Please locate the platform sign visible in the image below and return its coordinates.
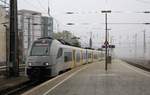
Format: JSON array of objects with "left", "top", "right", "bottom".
[
  {"left": 109, "top": 45, "right": 115, "bottom": 48},
  {"left": 102, "top": 45, "right": 115, "bottom": 48},
  {"left": 104, "top": 41, "right": 109, "bottom": 45}
]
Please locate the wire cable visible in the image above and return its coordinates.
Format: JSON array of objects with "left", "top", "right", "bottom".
[
  {"left": 23, "top": 0, "right": 47, "bottom": 13},
  {"left": 36, "top": 0, "right": 47, "bottom": 12}
]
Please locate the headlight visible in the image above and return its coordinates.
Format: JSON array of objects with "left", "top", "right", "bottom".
[
  {"left": 28, "top": 62, "right": 32, "bottom": 66},
  {"left": 44, "top": 62, "right": 49, "bottom": 66}
]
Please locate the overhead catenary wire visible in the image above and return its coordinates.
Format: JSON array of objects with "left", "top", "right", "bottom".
[
  {"left": 66, "top": 22, "right": 150, "bottom": 25},
  {"left": 23, "top": 0, "right": 47, "bottom": 13},
  {"left": 65, "top": 10, "right": 150, "bottom": 15},
  {"left": 36, "top": 0, "right": 47, "bottom": 12}
]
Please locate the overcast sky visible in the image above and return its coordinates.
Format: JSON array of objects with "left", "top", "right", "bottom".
[{"left": 16, "top": 0, "right": 150, "bottom": 48}]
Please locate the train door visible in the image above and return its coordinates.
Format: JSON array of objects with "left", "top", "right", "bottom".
[
  {"left": 71, "top": 49, "right": 76, "bottom": 68},
  {"left": 92, "top": 52, "right": 94, "bottom": 62},
  {"left": 56, "top": 48, "right": 64, "bottom": 73},
  {"left": 86, "top": 49, "right": 88, "bottom": 63},
  {"left": 80, "top": 50, "right": 83, "bottom": 65}
]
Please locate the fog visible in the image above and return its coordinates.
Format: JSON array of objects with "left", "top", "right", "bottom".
[{"left": 17, "top": 0, "right": 150, "bottom": 62}]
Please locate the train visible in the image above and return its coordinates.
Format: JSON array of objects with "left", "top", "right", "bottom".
[{"left": 25, "top": 37, "right": 104, "bottom": 80}]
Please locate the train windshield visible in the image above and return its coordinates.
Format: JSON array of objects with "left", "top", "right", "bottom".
[{"left": 30, "top": 41, "right": 50, "bottom": 56}]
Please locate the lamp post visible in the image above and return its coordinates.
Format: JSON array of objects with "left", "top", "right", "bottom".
[
  {"left": 107, "top": 28, "right": 111, "bottom": 60},
  {"left": 101, "top": 10, "right": 111, "bottom": 71}
]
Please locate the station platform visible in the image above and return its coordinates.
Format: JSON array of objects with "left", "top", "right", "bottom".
[{"left": 23, "top": 59, "right": 150, "bottom": 95}]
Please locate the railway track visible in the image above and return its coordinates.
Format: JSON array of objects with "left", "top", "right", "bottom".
[
  {"left": 0, "top": 64, "right": 49, "bottom": 95},
  {"left": 0, "top": 79, "right": 48, "bottom": 95},
  {"left": 123, "top": 59, "right": 150, "bottom": 72},
  {"left": 1, "top": 64, "right": 87, "bottom": 95}
]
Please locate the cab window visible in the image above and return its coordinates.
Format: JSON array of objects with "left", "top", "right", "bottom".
[{"left": 57, "top": 48, "right": 63, "bottom": 58}]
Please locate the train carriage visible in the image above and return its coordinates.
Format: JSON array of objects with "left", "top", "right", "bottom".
[{"left": 26, "top": 37, "right": 103, "bottom": 80}]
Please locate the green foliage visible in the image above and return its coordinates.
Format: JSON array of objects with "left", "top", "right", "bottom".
[{"left": 53, "top": 30, "right": 81, "bottom": 47}]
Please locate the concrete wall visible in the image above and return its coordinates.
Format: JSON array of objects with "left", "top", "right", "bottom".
[{"left": 0, "top": 6, "right": 6, "bottom": 64}]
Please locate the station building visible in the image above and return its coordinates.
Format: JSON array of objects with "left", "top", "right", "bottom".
[
  {"left": 0, "top": 5, "right": 7, "bottom": 65},
  {"left": 0, "top": 9, "right": 53, "bottom": 64},
  {"left": 18, "top": 9, "right": 53, "bottom": 57}
]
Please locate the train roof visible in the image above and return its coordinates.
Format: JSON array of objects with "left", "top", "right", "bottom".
[
  {"left": 37, "top": 37, "right": 102, "bottom": 51},
  {"left": 38, "top": 37, "right": 54, "bottom": 40},
  {"left": 57, "top": 39, "right": 72, "bottom": 46},
  {"left": 38, "top": 37, "right": 75, "bottom": 46}
]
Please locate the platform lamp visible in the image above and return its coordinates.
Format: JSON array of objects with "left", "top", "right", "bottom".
[{"left": 101, "top": 10, "right": 111, "bottom": 71}]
